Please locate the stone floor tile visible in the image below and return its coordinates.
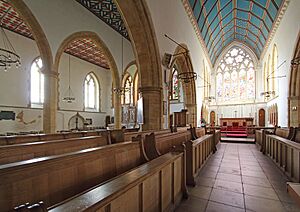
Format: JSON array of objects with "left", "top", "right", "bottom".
[
  {"left": 206, "top": 201, "right": 244, "bottom": 212},
  {"left": 282, "top": 202, "right": 300, "bottom": 212},
  {"left": 189, "top": 185, "right": 212, "bottom": 200},
  {"left": 210, "top": 188, "right": 244, "bottom": 208},
  {"left": 175, "top": 196, "right": 208, "bottom": 212},
  {"left": 200, "top": 170, "right": 218, "bottom": 178},
  {"left": 216, "top": 173, "right": 242, "bottom": 183},
  {"left": 213, "top": 179, "right": 243, "bottom": 193},
  {"left": 196, "top": 177, "right": 216, "bottom": 188},
  {"left": 242, "top": 175, "right": 272, "bottom": 188},
  {"left": 243, "top": 184, "right": 279, "bottom": 200},
  {"left": 218, "top": 166, "right": 241, "bottom": 175},
  {"left": 245, "top": 195, "right": 286, "bottom": 212},
  {"left": 241, "top": 170, "right": 268, "bottom": 179}
]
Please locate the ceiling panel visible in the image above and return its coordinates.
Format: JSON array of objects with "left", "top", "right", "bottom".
[
  {"left": 0, "top": 0, "right": 110, "bottom": 69},
  {"left": 187, "top": 0, "right": 285, "bottom": 65}
]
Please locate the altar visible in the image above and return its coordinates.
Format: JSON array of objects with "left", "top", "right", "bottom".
[{"left": 220, "top": 117, "right": 254, "bottom": 127}]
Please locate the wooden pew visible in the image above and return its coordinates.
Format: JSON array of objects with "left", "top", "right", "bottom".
[
  {"left": 265, "top": 131, "right": 300, "bottom": 182},
  {"left": 48, "top": 151, "right": 187, "bottom": 212},
  {"left": 0, "top": 130, "right": 109, "bottom": 146},
  {"left": 123, "top": 129, "right": 171, "bottom": 142},
  {"left": 0, "top": 142, "right": 148, "bottom": 211},
  {"left": 186, "top": 133, "right": 216, "bottom": 186},
  {"left": 0, "top": 135, "right": 111, "bottom": 165}
]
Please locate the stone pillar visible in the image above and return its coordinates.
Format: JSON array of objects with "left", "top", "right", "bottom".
[
  {"left": 140, "top": 86, "right": 162, "bottom": 130},
  {"left": 185, "top": 103, "right": 197, "bottom": 127},
  {"left": 43, "top": 71, "right": 58, "bottom": 133},
  {"left": 114, "top": 93, "right": 121, "bottom": 129},
  {"left": 289, "top": 96, "right": 300, "bottom": 127}
]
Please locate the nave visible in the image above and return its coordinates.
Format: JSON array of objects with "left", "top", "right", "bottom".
[{"left": 176, "top": 143, "right": 300, "bottom": 212}]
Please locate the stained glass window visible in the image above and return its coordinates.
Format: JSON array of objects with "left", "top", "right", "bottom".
[
  {"left": 84, "top": 73, "right": 99, "bottom": 110},
  {"left": 170, "top": 67, "right": 180, "bottom": 100},
  {"left": 216, "top": 47, "right": 255, "bottom": 102},
  {"left": 31, "top": 57, "right": 44, "bottom": 106}
]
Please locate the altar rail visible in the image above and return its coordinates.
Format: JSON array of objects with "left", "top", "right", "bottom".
[
  {"left": 265, "top": 134, "right": 300, "bottom": 182},
  {"left": 48, "top": 152, "right": 186, "bottom": 212}
]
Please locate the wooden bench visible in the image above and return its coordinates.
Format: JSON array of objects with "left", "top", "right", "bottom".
[
  {"left": 123, "top": 129, "right": 171, "bottom": 142},
  {"left": 48, "top": 151, "right": 187, "bottom": 212},
  {"left": 0, "top": 142, "right": 148, "bottom": 211},
  {"left": 186, "top": 133, "right": 216, "bottom": 186},
  {"left": 287, "top": 182, "right": 300, "bottom": 207},
  {"left": 0, "top": 130, "right": 109, "bottom": 146},
  {"left": 0, "top": 135, "right": 111, "bottom": 165},
  {"left": 265, "top": 133, "right": 300, "bottom": 182}
]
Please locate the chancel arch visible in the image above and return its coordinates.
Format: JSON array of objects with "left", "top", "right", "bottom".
[{"left": 54, "top": 31, "right": 121, "bottom": 129}]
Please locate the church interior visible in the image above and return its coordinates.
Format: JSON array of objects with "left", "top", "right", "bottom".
[{"left": 0, "top": 0, "right": 300, "bottom": 211}]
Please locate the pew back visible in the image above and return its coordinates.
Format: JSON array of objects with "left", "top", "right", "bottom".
[
  {"left": 48, "top": 152, "right": 186, "bottom": 212},
  {"left": 0, "top": 142, "right": 145, "bottom": 211},
  {"left": 0, "top": 135, "right": 110, "bottom": 164}
]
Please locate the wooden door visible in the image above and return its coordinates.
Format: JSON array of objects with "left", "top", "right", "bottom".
[
  {"left": 259, "top": 108, "right": 265, "bottom": 127},
  {"left": 210, "top": 111, "right": 216, "bottom": 125}
]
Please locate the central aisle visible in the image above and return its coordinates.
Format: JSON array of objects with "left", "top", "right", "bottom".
[{"left": 176, "top": 143, "right": 300, "bottom": 212}]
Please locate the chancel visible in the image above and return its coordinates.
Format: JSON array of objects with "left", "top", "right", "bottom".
[{"left": 0, "top": 0, "right": 300, "bottom": 211}]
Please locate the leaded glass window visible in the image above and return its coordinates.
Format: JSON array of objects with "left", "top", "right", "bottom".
[
  {"left": 31, "top": 57, "right": 44, "bottom": 106},
  {"left": 216, "top": 47, "right": 255, "bottom": 101},
  {"left": 124, "top": 76, "right": 133, "bottom": 105},
  {"left": 84, "top": 73, "right": 99, "bottom": 111},
  {"left": 170, "top": 67, "right": 180, "bottom": 100}
]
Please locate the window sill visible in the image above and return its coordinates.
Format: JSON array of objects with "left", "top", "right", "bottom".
[{"left": 30, "top": 103, "right": 43, "bottom": 109}]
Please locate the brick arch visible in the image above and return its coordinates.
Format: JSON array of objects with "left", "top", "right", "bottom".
[
  {"left": 114, "top": 0, "right": 162, "bottom": 130},
  {"left": 54, "top": 31, "right": 121, "bottom": 129},
  {"left": 8, "top": 0, "right": 55, "bottom": 133},
  {"left": 169, "top": 44, "right": 197, "bottom": 126},
  {"left": 288, "top": 32, "right": 300, "bottom": 127}
]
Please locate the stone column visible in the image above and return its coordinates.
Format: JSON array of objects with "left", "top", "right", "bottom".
[
  {"left": 140, "top": 86, "right": 162, "bottom": 130},
  {"left": 289, "top": 96, "right": 300, "bottom": 127},
  {"left": 43, "top": 70, "right": 58, "bottom": 133},
  {"left": 114, "top": 92, "right": 121, "bottom": 129},
  {"left": 185, "top": 103, "right": 197, "bottom": 127}
]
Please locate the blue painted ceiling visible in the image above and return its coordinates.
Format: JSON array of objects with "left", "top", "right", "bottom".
[{"left": 188, "top": 0, "right": 284, "bottom": 65}]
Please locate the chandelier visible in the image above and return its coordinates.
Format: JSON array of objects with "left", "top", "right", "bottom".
[
  {"left": 0, "top": 27, "right": 21, "bottom": 71},
  {"left": 165, "top": 34, "right": 197, "bottom": 83},
  {"left": 62, "top": 55, "right": 75, "bottom": 103},
  {"left": 113, "top": 87, "right": 129, "bottom": 95}
]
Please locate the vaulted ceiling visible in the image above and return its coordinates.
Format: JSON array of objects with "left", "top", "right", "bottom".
[
  {"left": 187, "top": 0, "right": 285, "bottom": 65},
  {"left": 0, "top": 0, "right": 110, "bottom": 69}
]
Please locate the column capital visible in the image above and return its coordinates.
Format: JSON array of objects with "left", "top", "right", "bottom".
[
  {"left": 42, "top": 70, "right": 59, "bottom": 79},
  {"left": 139, "top": 86, "right": 162, "bottom": 93}
]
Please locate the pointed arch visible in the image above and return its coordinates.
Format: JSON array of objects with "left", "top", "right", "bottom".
[
  {"left": 54, "top": 31, "right": 121, "bottom": 129},
  {"left": 272, "top": 44, "right": 278, "bottom": 94},
  {"left": 169, "top": 44, "right": 197, "bottom": 126}
]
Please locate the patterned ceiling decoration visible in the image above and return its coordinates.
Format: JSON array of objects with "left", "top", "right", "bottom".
[
  {"left": 0, "top": 0, "right": 110, "bottom": 69},
  {"left": 186, "top": 0, "right": 285, "bottom": 65},
  {"left": 75, "top": 0, "right": 129, "bottom": 39},
  {"left": 65, "top": 39, "right": 109, "bottom": 69},
  {"left": 0, "top": 1, "right": 33, "bottom": 39}
]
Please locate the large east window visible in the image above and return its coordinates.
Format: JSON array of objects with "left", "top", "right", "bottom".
[
  {"left": 216, "top": 47, "right": 255, "bottom": 102},
  {"left": 84, "top": 73, "right": 99, "bottom": 111},
  {"left": 31, "top": 57, "right": 44, "bottom": 106}
]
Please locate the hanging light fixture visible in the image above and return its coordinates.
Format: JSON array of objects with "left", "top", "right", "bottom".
[
  {"left": 63, "top": 55, "right": 75, "bottom": 103},
  {"left": 0, "top": 26, "right": 21, "bottom": 72},
  {"left": 113, "top": 36, "right": 129, "bottom": 95},
  {"left": 164, "top": 34, "right": 197, "bottom": 83}
]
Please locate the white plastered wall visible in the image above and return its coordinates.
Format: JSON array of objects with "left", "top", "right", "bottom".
[
  {"left": 260, "top": 0, "right": 300, "bottom": 127},
  {"left": 146, "top": 0, "right": 211, "bottom": 128}
]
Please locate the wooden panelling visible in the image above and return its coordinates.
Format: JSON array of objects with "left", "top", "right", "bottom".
[
  {"left": 0, "top": 135, "right": 110, "bottom": 164},
  {"left": 49, "top": 152, "right": 186, "bottom": 212},
  {"left": 0, "top": 142, "right": 145, "bottom": 211}
]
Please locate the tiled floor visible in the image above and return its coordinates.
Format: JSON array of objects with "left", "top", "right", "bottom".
[{"left": 176, "top": 143, "right": 300, "bottom": 212}]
